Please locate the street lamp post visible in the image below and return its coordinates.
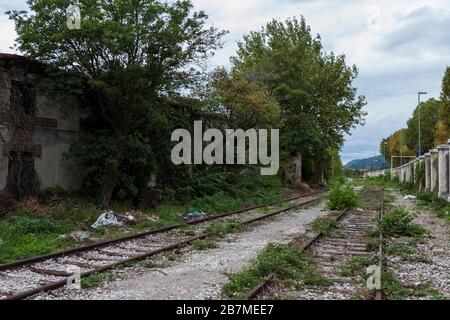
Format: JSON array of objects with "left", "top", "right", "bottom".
[
  {"left": 400, "top": 129, "right": 403, "bottom": 167},
  {"left": 418, "top": 91, "right": 428, "bottom": 156}
]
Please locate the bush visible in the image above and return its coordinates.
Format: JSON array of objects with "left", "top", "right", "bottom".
[
  {"left": 329, "top": 176, "right": 347, "bottom": 187},
  {"left": 416, "top": 191, "right": 437, "bottom": 203},
  {"left": 379, "top": 207, "right": 427, "bottom": 237},
  {"left": 311, "top": 217, "right": 339, "bottom": 236},
  {"left": 327, "top": 186, "right": 360, "bottom": 210}
]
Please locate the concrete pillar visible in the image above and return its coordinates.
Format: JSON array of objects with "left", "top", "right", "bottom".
[
  {"left": 438, "top": 144, "right": 449, "bottom": 199},
  {"left": 419, "top": 155, "right": 425, "bottom": 190},
  {"left": 407, "top": 161, "right": 413, "bottom": 183},
  {"left": 425, "top": 152, "right": 431, "bottom": 190},
  {"left": 448, "top": 140, "right": 450, "bottom": 202},
  {"left": 430, "top": 149, "right": 438, "bottom": 192}
]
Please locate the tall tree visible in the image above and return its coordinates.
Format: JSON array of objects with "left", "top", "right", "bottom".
[
  {"left": 8, "top": 0, "right": 226, "bottom": 206},
  {"left": 381, "top": 129, "right": 413, "bottom": 168},
  {"left": 406, "top": 98, "right": 441, "bottom": 156},
  {"left": 440, "top": 66, "right": 450, "bottom": 132},
  {"left": 202, "top": 68, "right": 281, "bottom": 130},
  {"left": 230, "top": 17, "right": 366, "bottom": 182}
]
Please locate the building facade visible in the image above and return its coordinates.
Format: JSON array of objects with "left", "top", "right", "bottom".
[{"left": 0, "top": 53, "right": 80, "bottom": 193}]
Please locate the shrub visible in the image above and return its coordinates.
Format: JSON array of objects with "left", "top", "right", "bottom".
[
  {"left": 379, "top": 207, "right": 427, "bottom": 237},
  {"left": 311, "top": 217, "right": 339, "bottom": 236},
  {"left": 327, "top": 186, "right": 360, "bottom": 210},
  {"left": 329, "top": 176, "right": 347, "bottom": 187}
]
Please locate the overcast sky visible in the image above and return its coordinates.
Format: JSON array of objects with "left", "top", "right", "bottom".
[{"left": 1, "top": 0, "right": 449, "bottom": 164}]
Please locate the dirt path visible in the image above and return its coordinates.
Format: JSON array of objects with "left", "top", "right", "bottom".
[{"left": 34, "top": 201, "right": 329, "bottom": 300}]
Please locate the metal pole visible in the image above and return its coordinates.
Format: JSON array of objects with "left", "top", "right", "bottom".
[
  {"left": 418, "top": 92, "right": 428, "bottom": 156},
  {"left": 400, "top": 130, "right": 403, "bottom": 167},
  {"left": 418, "top": 93, "right": 421, "bottom": 157}
]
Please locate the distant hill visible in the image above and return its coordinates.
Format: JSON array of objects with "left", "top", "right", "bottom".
[{"left": 344, "top": 155, "right": 388, "bottom": 170}]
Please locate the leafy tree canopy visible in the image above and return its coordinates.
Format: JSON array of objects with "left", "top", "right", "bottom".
[
  {"left": 406, "top": 98, "right": 441, "bottom": 155},
  {"left": 230, "top": 17, "right": 367, "bottom": 156},
  {"left": 8, "top": 0, "right": 226, "bottom": 205}
]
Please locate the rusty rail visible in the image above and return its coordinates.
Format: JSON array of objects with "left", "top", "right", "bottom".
[
  {"left": 0, "top": 190, "right": 324, "bottom": 272},
  {"left": 2, "top": 192, "right": 326, "bottom": 300},
  {"left": 245, "top": 208, "right": 351, "bottom": 300},
  {"left": 375, "top": 189, "right": 385, "bottom": 300}
]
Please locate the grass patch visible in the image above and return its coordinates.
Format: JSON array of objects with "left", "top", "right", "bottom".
[
  {"left": 416, "top": 191, "right": 450, "bottom": 224},
  {"left": 339, "top": 256, "right": 374, "bottom": 277},
  {"left": 385, "top": 243, "right": 431, "bottom": 263},
  {"left": 81, "top": 272, "right": 118, "bottom": 289},
  {"left": 382, "top": 272, "right": 445, "bottom": 300},
  {"left": 310, "top": 217, "right": 340, "bottom": 236},
  {"left": 382, "top": 271, "right": 414, "bottom": 300},
  {"left": 0, "top": 215, "right": 75, "bottom": 263},
  {"left": 204, "top": 220, "right": 241, "bottom": 237},
  {"left": 222, "top": 243, "right": 330, "bottom": 299},
  {"left": 192, "top": 240, "right": 218, "bottom": 251}
]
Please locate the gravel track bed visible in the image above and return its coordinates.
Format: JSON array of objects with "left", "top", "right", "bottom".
[
  {"left": 266, "top": 209, "right": 377, "bottom": 300},
  {"left": 385, "top": 192, "right": 449, "bottom": 299},
  {"left": 31, "top": 200, "right": 328, "bottom": 300}
]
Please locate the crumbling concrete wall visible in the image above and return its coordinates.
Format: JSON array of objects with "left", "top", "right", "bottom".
[{"left": 0, "top": 54, "right": 81, "bottom": 193}]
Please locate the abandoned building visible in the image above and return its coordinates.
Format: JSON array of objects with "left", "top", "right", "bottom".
[{"left": 0, "top": 53, "right": 80, "bottom": 195}]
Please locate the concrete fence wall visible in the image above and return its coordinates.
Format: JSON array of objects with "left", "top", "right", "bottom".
[{"left": 365, "top": 139, "right": 450, "bottom": 201}]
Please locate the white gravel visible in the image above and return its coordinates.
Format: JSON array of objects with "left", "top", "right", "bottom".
[
  {"left": 386, "top": 192, "right": 450, "bottom": 299},
  {"left": 33, "top": 201, "right": 328, "bottom": 300}
]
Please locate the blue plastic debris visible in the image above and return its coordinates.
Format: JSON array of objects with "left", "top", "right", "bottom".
[{"left": 184, "top": 211, "right": 205, "bottom": 218}]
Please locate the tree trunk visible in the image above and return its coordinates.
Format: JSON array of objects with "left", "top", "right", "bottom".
[
  {"left": 101, "top": 184, "right": 114, "bottom": 209},
  {"left": 294, "top": 152, "right": 302, "bottom": 186}
]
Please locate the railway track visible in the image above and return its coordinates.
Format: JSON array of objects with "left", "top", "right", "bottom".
[
  {"left": 0, "top": 191, "right": 326, "bottom": 300},
  {"left": 245, "top": 187, "right": 386, "bottom": 300}
]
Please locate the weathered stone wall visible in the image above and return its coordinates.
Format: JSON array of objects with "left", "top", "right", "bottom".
[
  {"left": 0, "top": 54, "right": 81, "bottom": 193},
  {"left": 366, "top": 139, "right": 450, "bottom": 201}
]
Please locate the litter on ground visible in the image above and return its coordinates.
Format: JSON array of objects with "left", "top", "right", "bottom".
[
  {"left": 183, "top": 211, "right": 206, "bottom": 219},
  {"left": 91, "top": 211, "right": 123, "bottom": 229}
]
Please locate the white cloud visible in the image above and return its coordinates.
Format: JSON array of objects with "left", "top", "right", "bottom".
[{"left": 2, "top": 0, "right": 449, "bottom": 163}]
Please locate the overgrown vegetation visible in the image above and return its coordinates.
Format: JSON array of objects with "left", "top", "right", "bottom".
[
  {"left": 204, "top": 220, "right": 241, "bottom": 238},
  {"left": 192, "top": 240, "right": 218, "bottom": 251},
  {"left": 0, "top": 214, "right": 74, "bottom": 263},
  {"left": 327, "top": 185, "right": 360, "bottom": 210},
  {"left": 82, "top": 272, "right": 119, "bottom": 289},
  {"left": 222, "top": 243, "right": 330, "bottom": 299},
  {"left": 378, "top": 206, "right": 427, "bottom": 238},
  {"left": 310, "top": 217, "right": 340, "bottom": 236},
  {"left": 385, "top": 243, "right": 431, "bottom": 263},
  {"left": 416, "top": 191, "right": 450, "bottom": 223},
  {"left": 0, "top": 176, "right": 279, "bottom": 263},
  {"left": 339, "top": 256, "right": 374, "bottom": 278},
  {"left": 381, "top": 271, "right": 445, "bottom": 300}
]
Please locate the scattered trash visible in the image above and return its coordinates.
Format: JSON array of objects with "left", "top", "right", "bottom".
[
  {"left": 119, "top": 210, "right": 160, "bottom": 226},
  {"left": 57, "top": 231, "right": 98, "bottom": 242},
  {"left": 356, "top": 208, "right": 364, "bottom": 212},
  {"left": 91, "top": 211, "right": 123, "bottom": 229},
  {"left": 70, "top": 231, "right": 90, "bottom": 241},
  {"left": 404, "top": 195, "right": 417, "bottom": 200},
  {"left": 183, "top": 211, "right": 206, "bottom": 219}
]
